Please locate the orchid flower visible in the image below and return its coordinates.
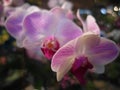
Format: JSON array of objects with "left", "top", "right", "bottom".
[
  {"left": 23, "top": 7, "right": 82, "bottom": 60},
  {"left": 5, "top": 5, "right": 46, "bottom": 61},
  {"left": 51, "top": 11, "right": 119, "bottom": 84},
  {"left": 5, "top": 6, "right": 47, "bottom": 62}
]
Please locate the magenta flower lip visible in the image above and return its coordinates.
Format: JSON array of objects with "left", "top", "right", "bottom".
[
  {"left": 71, "top": 56, "right": 93, "bottom": 85},
  {"left": 41, "top": 36, "right": 60, "bottom": 59}
]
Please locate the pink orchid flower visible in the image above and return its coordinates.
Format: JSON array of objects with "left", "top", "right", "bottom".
[
  {"left": 23, "top": 7, "right": 82, "bottom": 60},
  {"left": 51, "top": 11, "right": 119, "bottom": 85},
  {"left": 5, "top": 5, "right": 45, "bottom": 60}
]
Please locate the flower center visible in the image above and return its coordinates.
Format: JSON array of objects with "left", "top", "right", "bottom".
[
  {"left": 71, "top": 56, "right": 93, "bottom": 85},
  {"left": 41, "top": 36, "right": 60, "bottom": 59}
]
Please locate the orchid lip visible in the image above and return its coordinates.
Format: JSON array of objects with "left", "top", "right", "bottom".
[
  {"left": 71, "top": 56, "right": 93, "bottom": 84},
  {"left": 41, "top": 36, "right": 60, "bottom": 59}
]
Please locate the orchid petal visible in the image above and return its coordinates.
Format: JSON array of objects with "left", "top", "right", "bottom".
[
  {"left": 23, "top": 11, "right": 57, "bottom": 40},
  {"left": 51, "top": 39, "right": 76, "bottom": 81},
  {"left": 76, "top": 10, "right": 86, "bottom": 31},
  {"left": 86, "top": 15, "right": 100, "bottom": 35},
  {"left": 75, "top": 33, "right": 100, "bottom": 56},
  {"left": 5, "top": 5, "right": 40, "bottom": 39},
  {"left": 61, "top": 1, "right": 73, "bottom": 10},
  {"left": 65, "top": 10, "right": 74, "bottom": 20},
  {"left": 56, "top": 57, "right": 74, "bottom": 81},
  {"left": 51, "top": 7, "right": 74, "bottom": 20},
  {"left": 22, "top": 37, "right": 40, "bottom": 49},
  {"left": 50, "top": 7, "right": 66, "bottom": 17},
  {"left": 26, "top": 48, "right": 45, "bottom": 61},
  {"left": 5, "top": 11, "right": 24, "bottom": 39},
  {"left": 48, "top": 0, "right": 58, "bottom": 8},
  {"left": 25, "top": 5, "right": 40, "bottom": 15},
  {"left": 87, "top": 38, "right": 119, "bottom": 65},
  {"left": 55, "top": 19, "right": 83, "bottom": 46}
]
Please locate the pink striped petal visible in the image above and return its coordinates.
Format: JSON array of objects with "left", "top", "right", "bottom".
[
  {"left": 50, "top": 7, "right": 66, "bottom": 17},
  {"left": 51, "top": 39, "right": 77, "bottom": 81},
  {"left": 65, "top": 10, "right": 74, "bottom": 20},
  {"left": 76, "top": 10, "right": 86, "bottom": 31},
  {"left": 23, "top": 11, "right": 57, "bottom": 40},
  {"left": 75, "top": 33, "right": 100, "bottom": 56},
  {"left": 5, "top": 6, "right": 40, "bottom": 39},
  {"left": 5, "top": 11, "right": 24, "bottom": 39},
  {"left": 87, "top": 38, "right": 119, "bottom": 65},
  {"left": 55, "top": 19, "right": 83, "bottom": 46},
  {"left": 86, "top": 15, "right": 100, "bottom": 35},
  {"left": 51, "top": 7, "right": 74, "bottom": 20}
]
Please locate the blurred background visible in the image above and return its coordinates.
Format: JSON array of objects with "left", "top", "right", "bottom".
[{"left": 0, "top": 0, "right": 120, "bottom": 90}]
